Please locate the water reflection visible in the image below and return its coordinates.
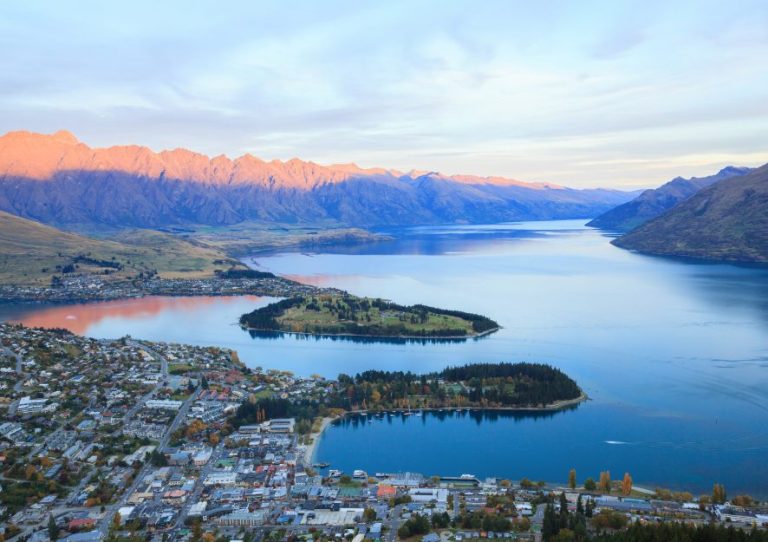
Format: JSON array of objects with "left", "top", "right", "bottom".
[
  {"left": 333, "top": 406, "right": 580, "bottom": 430},
  {"left": 1, "top": 295, "right": 266, "bottom": 336},
  {"left": 246, "top": 329, "right": 491, "bottom": 345}
]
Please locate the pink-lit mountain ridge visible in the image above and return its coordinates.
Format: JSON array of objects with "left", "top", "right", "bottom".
[{"left": 0, "top": 130, "right": 636, "bottom": 228}]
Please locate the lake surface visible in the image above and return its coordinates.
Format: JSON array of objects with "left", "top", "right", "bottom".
[{"left": 2, "top": 220, "right": 768, "bottom": 495}]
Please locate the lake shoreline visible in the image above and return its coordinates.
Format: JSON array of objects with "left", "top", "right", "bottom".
[
  {"left": 240, "top": 324, "right": 501, "bottom": 341},
  {"left": 309, "top": 392, "right": 589, "bottom": 465}
]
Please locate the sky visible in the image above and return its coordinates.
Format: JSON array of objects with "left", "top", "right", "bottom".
[{"left": 1, "top": 0, "right": 767, "bottom": 189}]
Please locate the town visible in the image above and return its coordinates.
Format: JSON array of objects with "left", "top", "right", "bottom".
[
  {"left": 0, "top": 273, "right": 326, "bottom": 304},
  {"left": 1, "top": 324, "right": 766, "bottom": 542}
]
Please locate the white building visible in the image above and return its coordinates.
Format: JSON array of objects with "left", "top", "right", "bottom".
[{"left": 145, "top": 399, "right": 183, "bottom": 411}]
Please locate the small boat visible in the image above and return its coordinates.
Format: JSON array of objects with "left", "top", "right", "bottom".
[{"left": 312, "top": 462, "right": 330, "bottom": 468}]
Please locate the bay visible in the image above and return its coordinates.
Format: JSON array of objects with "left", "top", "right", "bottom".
[{"left": 2, "top": 220, "right": 767, "bottom": 495}]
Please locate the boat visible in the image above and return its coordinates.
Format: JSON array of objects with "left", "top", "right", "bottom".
[
  {"left": 328, "top": 469, "right": 343, "bottom": 478},
  {"left": 312, "top": 462, "right": 330, "bottom": 468}
]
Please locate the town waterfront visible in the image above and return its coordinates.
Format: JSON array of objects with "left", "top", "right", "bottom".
[{"left": 2, "top": 220, "right": 767, "bottom": 495}]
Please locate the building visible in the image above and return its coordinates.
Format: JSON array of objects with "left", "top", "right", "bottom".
[
  {"left": 144, "top": 399, "right": 183, "bottom": 411},
  {"left": 268, "top": 418, "right": 296, "bottom": 433},
  {"left": 215, "top": 508, "right": 268, "bottom": 527},
  {"left": 204, "top": 472, "right": 238, "bottom": 486}
]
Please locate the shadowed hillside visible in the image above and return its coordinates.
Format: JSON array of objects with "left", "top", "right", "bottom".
[
  {"left": 588, "top": 166, "right": 751, "bottom": 232},
  {"left": 613, "top": 163, "right": 768, "bottom": 263}
]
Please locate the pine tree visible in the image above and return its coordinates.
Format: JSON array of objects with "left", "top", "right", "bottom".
[
  {"left": 568, "top": 468, "right": 576, "bottom": 489},
  {"left": 48, "top": 514, "right": 60, "bottom": 540},
  {"left": 559, "top": 492, "right": 569, "bottom": 530},
  {"left": 542, "top": 502, "right": 558, "bottom": 542}
]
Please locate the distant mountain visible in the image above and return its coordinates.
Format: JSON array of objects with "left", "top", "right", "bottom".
[
  {"left": 0, "top": 131, "right": 635, "bottom": 229},
  {"left": 613, "top": 163, "right": 768, "bottom": 263},
  {"left": 587, "top": 166, "right": 751, "bottom": 232},
  {"left": 0, "top": 210, "right": 241, "bottom": 286}
]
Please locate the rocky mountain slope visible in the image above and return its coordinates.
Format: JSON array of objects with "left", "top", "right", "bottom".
[
  {"left": 587, "top": 166, "right": 751, "bottom": 232},
  {"left": 0, "top": 130, "right": 635, "bottom": 229},
  {"left": 613, "top": 163, "right": 768, "bottom": 263}
]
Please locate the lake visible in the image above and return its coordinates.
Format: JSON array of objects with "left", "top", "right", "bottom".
[{"left": 2, "top": 220, "right": 767, "bottom": 495}]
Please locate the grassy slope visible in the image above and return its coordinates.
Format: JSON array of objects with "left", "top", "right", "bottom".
[
  {"left": 613, "top": 164, "right": 768, "bottom": 263},
  {"left": 277, "top": 296, "right": 475, "bottom": 335},
  {"left": 178, "top": 221, "right": 389, "bottom": 256},
  {"left": 0, "top": 211, "right": 243, "bottom": 286}
]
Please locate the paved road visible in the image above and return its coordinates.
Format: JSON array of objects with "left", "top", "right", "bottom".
[{"left": 97, "top": 341, "right": 195, "bottom": 538}]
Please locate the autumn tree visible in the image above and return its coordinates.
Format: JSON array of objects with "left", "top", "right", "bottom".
[
  {"left": 599, "top": 471, "right": 611, "bottom": 493},
  {"left": 731, "top": 495, "right": 753, "bottom": 507},
  {"left": 621, "top": 472, "right": 632, "bottom": 495},
  {"left": 712, "top": 483, "right": 727, "bottom": 504},
  {"left": 568, "top": 468, "right": 576, "bottom": 490}
]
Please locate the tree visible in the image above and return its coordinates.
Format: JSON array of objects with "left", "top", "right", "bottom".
[
  {"left": 559, "top": 492, "right": 569, "bottom": 530},
  {"left": 712, "top": 483, "right": 727, "bottom": 504},
  {"left": 585, "top": 498, "right": 594, "bottom": 518},
  {"left": 568, "top": 468, "right": 576, "bottom": 490},
  {"left": 621, "top": 472, "right": 632, "bottom": 496},
  {"left": 542, "top": 503, "right": 558, "bottom": 542},
  {"left": 599, "top": 471, "right": 611, "bottom": 493},
  {"left": 112, "top": 512, "right": 122, "bottom": 531},
  {"left": 48, "top": 515, "right": 60, "bottom": 540},
  {"left": 363, "top": 508, "right": 377, "bottom": 523},
  {"left": 520, "top": 477, "right": 534, "bottom": 490},
  {"left": 731, "top": 494, "right": 753, "bottom": 507},
  {"left": 584, "top": 478, "right": 596, "bottom": 491}
]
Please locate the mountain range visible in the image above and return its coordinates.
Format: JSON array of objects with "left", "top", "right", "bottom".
[
  {"left": 587, "top": 166, "right": 752, "bottom": 232},
  {"left": 0, "top": 130, "right": 635, "bottom": 229},
  {"left": 613, "top": 164, "right": 768, "bottom": 263}
]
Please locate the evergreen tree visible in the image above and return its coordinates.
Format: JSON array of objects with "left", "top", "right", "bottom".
[
  {"left": 542, "top": 503, "right": 558, "bottom": 542},
  {"left": 568, "top": 468, "right": 577, "bottom": 489},
  {"left": 559, "top": 492, "right": 569, "bottom": 530},
  {"left": 48, "top": 514, "right": 59, "bottom": 540}
]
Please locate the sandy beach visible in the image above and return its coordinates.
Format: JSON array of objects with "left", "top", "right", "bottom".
[{"left": 303, "top": 416, "right": 334, "bottom": 465}]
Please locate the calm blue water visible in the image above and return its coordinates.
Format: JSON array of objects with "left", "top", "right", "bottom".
[{"left": 2, "top": 220, "right": 767, "bottom": 495}]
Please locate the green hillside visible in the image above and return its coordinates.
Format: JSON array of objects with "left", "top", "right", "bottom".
[{"left": 0, "top": 211, "right": 243, "bottom": 286}]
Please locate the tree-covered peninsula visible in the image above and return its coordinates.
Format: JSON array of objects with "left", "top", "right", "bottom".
[
  {"left": 232, "top": 362, "right": 585, "bottom": 430},
  {"left": 239, "top": 293, "right": 500, "bottom": 339}
]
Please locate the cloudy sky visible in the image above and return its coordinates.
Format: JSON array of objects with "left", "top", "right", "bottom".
[{"left": 2, "top": 0, "right": 767, "bottom": 188}]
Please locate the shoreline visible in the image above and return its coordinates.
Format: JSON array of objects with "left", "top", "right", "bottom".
[
  {"left": 341, "top": 392, "right": 589, "bottom": 415},
  {"left": 303, "top": 416, "right": 335, "bottom": 466},
  {"left": 302, "top": 394, "right": 588, "bottom": 467},
  {"left": 241, "top": 325, "right": 501, "bottom": 341}
]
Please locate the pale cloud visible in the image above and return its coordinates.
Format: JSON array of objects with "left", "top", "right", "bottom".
[{"left": 0, "top": 0, "right": 766, "bottom": 189}]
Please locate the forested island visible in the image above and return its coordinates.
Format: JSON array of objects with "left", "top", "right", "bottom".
[
  {"left": 232, "top": 362, "right": 585, "bottom": 431},
  {"left": 239, "top": 293, "right": 500, "bottom": 339}
]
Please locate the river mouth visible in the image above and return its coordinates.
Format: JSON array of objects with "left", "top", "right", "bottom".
[{"left": 2, "top": 220, "right": 768, "bottom": 496}]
